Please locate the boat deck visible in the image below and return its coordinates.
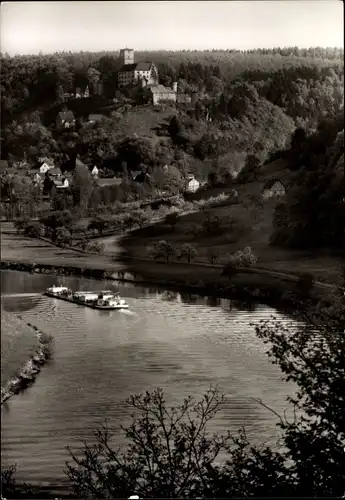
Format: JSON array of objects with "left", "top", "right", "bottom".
[{"left": 45, "top": 292, "right": 129, "bottom": 310}]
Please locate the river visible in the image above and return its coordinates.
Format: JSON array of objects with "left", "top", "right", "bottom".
[{"left": 1, "top": 269, "right": 298, "bottom": 488}]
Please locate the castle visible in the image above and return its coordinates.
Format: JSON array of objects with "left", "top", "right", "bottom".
[{"left": 117, "top": 48, "right": 159, "bottom": 88}]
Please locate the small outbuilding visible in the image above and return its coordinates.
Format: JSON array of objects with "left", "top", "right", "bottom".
[
  {"left": 185, "top": 174, "right": 200, "bottom": 193},
  {"left": 262, "top": 180, "right": 286, "bottom": 200}
]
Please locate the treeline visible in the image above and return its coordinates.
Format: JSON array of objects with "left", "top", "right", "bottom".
[
  {"left": 1, "top": 46, "right": 343, "bottom": 123},
  {"left": 271, "top": 112, "right": 344, "bottom": 251}
]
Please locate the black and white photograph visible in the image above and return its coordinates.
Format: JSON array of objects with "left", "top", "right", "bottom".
[{"left": 1, "top": 0, "right": 344, "bottom": 498}]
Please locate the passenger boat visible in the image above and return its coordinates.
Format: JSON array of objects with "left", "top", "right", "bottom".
[{"left": 45, "top": 285, "right": 129, "bottom": 310}]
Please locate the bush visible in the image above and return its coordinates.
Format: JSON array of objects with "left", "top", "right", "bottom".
[
  {"left": 23, "top": 221, "right": 44, "bottom": 239},
  {"left": 65, "top": 387, "right": 233, "bottom": 499},
  {"left": 150, "top": 240, "right": 175, "bottom": 263},
  {"left": 295, "top": 272, "right": 314, "bottom": 297},
  {"left": 88, "top": 242, "right": 105, "bottom": 254},
  {"left": 13, "top": 215, "right": 31, "bottom": 233}
]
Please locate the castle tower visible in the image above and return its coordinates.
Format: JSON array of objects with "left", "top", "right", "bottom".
[{"left": 120, "top": 48, "right": 134, "bottom": 66}]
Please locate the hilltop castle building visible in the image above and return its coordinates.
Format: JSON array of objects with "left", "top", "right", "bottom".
[{"left": 118, "top": 48, "right": 159, "bottom": 88}]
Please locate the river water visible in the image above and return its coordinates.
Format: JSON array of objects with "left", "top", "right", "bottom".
[{"left": 1, "top": 270, "right": 298, "bottom": 487}]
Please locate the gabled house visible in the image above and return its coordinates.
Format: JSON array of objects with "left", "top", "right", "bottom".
[
  {"left": 56, "top": 110, "right": 75, "bottom": 129},
  {"left": 38, "top": 157, "right": 55, "bottom": 174},
  {"left": 54, "top": 177, "right": 69, "bottom": 189},
  {"left": 91, "top": 165, "right": 99, "bottom": 177},
  {"left": 47, "top": 167, "right": 62, "bottom": 179},
  {"left": 185, "top": 174, "right": 200, "bottom": 193},
  {"left": 133, "top": 171, "right": 151, "bottom": 184},
  {"left": 262, "top": 180, "right": 286, "bottom": 200},
  {"left": 147, "top": 84, "right": 177, "bottom": 106},
  {"left": 43, "top": 173, "right": 69, "bottom": 195}
]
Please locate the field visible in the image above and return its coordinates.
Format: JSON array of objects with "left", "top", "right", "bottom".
[
  {"left": 1, "top": 223, "right": 125, "bottom": 272},
  {"left": 1, "top": 310, "right": 40, "bottom": 386},
  {"left": 120, "top": 161, "right": 344, "bottom": 286}
]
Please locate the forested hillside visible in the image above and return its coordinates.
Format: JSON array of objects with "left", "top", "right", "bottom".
[{"left": 1, "top": 47, "right": 343, "bottom": 256}]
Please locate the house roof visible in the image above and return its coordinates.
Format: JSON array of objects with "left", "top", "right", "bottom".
[
  {"left": 39, "top": 157, "right": 54, "bottom": 167},
  {"left": 57, "top": 110, "right": 75, "bottom": 121},
  {"left": 88, "top": 114, "right": 104, "bottom": 122},
  {"left": 264, "top": 179, "right": 286, "bottom": 190},
  {"left": 75, "top": 158, "right": 87, "bottom": 169},
  {"left": 119, "top": 63, "right": 137, "bottom": 72},
  {"left": 119, "top": 62, "right": 153, "bottom": 72},
  {"left": 47, "top": 167, "right": 62, "bottom": 176},
  {"left": 150, "top": 85, "right": 176, "bottom": 94},
  {"left": 135, "top": 62, "right": 152, "bottom": 71}
]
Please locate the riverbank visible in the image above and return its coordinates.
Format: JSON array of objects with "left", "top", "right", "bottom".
[
  {"left": 0, "top": 258, "right": 334, "bottom": 317},
  {"left": 1, "top": 311, "right": 54, "bottom": 404}
]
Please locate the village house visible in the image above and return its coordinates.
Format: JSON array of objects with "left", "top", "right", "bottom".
[
  {"left": 91, "top": 165, "right": 99, "bottom": 178},
  {"left": 75, "top": 85, "right": 90, "bottom": 99},
  {"left": 43, "top": 170, "right": 69, "bottom": 196},
  {"left": 262, "top": 180, "right": 286, "bottom": 200},
  {"left": 47, "top": 167, "right": 62, "bottom": 179},
  {"left": 147, "top": 84, "right": 177, "bottom": 106},
  {"left": 38, "top": 157, "right": 55, "bottom": 174},
  {"left": 186, "top": 174, "right": 200, "bottom": 193},
  {"left": 56, "top": 110, "right": 76, "bottom": 129},
  {"left": 118, "top": 48, "right": 159, "bottom": 88},
  {"left": 176, "top": 93, "right": 192, "bottom": 104}
]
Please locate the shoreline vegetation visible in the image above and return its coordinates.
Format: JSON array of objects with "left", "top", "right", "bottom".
[
  {"left": 0, "top": 256, "right": 339, "bottom": 316},
  {"left": 1, "top": 311, "right": 54, "bottom": 405}
]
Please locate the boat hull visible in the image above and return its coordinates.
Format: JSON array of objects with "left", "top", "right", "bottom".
[{"left": 45, "top": 292, "right": 129, "bottom": 310}]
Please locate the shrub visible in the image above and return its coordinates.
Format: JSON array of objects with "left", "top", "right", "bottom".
[
  {"left": 150, "top": 240, "right": 175, "bottom": 263},
  {"left": 13, "top": 215, "right": 31, "bottom": 233},
  {"left": 295, "top": 272, "right": 314, "bottom": 297},
  {"left": 207, "top": 248, "right": 219, "bottom": 266},
  {"left": 23, "top": 221, "right": 44, "bottom": 239},
  {"left": 88, "top": 242, "right": 105, "bottom": 254},
  {"left": 179, "top": 243, "right": 198, "bottom": 263}
]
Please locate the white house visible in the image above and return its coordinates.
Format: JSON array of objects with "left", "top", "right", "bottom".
[
  {"left": 39, "top": 162, "right": 54, "bottom": 174},
  {"left": 186, "top": 174, "right": 200, "bottom": 193},
  {"left": 91, "top": 165, "right": 99, "bottom": 177},
  {"left": 38, "top": 157, "right": 55, "bottom": 174},
  {"left": 262, "top": 180, "right": 286, "bottom": 200},
  {"left": 54, "top": 177, "right": 69, "bottom": 189}
]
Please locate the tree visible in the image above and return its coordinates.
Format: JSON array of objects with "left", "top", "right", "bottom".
[
  {"left": 88, "top": 241, "right": 104, "bottom": 254},
  {"left": 55, "top": 227, "right": 72, "bottom": 247},
  {"left": 236, "top": 155, "right": 261, "bottom": 183},
  {"left": 179, "top": 243, "right": 198, "bottom": 264},
  {"left": 71, "top": 163, "right": 93, "bottom": 213},
  {"left": 41, "top": 210, "right": 74, "bottom": 243},
  {"left": 13, "top": 215, "right": 31, "bottom": 233},
  {"left": 152, "top": 240, "right": 175, "bottom": 263},
  {"left": 165, "top": 212, "right": 179, "bottom": 232},
  {"left": 202, "top": 214, "right": 221, "bottom": 235},
  {"left": 207, "top": 248, "right": 219, "bottom": 266},
  {"left": 65, "top": 387, "right": 232, "bottom": 499}
]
